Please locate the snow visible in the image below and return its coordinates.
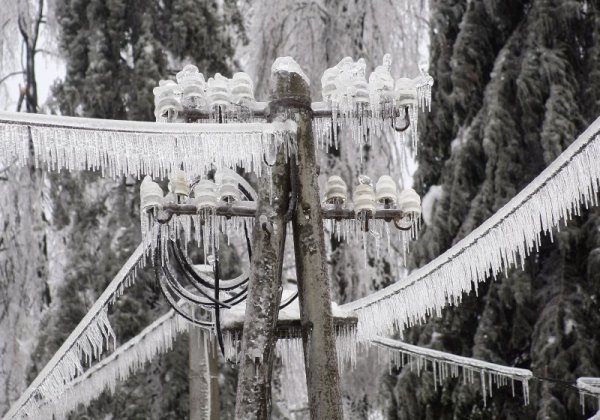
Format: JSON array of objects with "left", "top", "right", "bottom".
[
  {"left": 421, "top": 185, "right": 443, "bottom": 226},
  {"left": 341, "top": 121, "right": 600, "bottom": 340},
  {"left": 373, "top": 337, "right": 532, "bottom": 406},
  {"left": 0, "top": 112, "right": 297, "bottom": 179}
]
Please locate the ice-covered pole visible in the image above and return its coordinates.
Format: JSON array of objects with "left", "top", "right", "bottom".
[
  {"left": 233, "top": 65, "right": 292, "bottom": 418},
  {"left": 283, "top": 58, "right": 344, "bottom": 419}
]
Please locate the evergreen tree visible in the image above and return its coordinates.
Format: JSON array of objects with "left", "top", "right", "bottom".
[{"left": 386, "top": 1, "right": 600, "bottom": 418}]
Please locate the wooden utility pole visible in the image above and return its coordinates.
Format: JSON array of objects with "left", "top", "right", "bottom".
[
  {"left": 234, "top": 68, "right": 292, "bottom": 418},
  {"left": 288, "top": 68, "right": 344, "bottom": 419},
  {"left": 233, "top": 59, "right": 343, "bottom": 419}
]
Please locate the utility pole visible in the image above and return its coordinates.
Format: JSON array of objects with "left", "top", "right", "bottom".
[
  {"left": 234, "top": 59, "right": 343, "bottom": 419},
  {"left": 234, "top": 67, "right": 292, "bottom": 418},
  {"left": 189, "top": 326, "right": 219, "bottom": 420},
  {"left": 288, "top": 68, "right": 344, "bottom": 420}
]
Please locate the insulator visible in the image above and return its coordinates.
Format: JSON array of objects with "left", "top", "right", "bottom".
[
  {"left": 176, "top": 64, "right": 207, "bottom": 110},
  {"left": 219, "top": 174, "right": 241, "bottom": 203},
  {"left": 140, "top": 176, "right": 164, "bottom": 211},
  {"left": 394, "top": 78, "right": 418, "bottom": 107},
  {"left": 169, "top": 169, "right": 190, "bottom": 197},
  {"left": 207, "top": 73, "right": 230, "bottom": 107},
  {"left": 398, "top": 188, "right": 421, "bottom": 216},
  {"left": 353, "top": 183, "right": 376, "bottom": 215},
  {"left": 375, "top": 175, "right": 398, "bottom": 206},
  {"left": 153, "top": 80, "right": 182, "bottom": 121},
  {"left": 230, "top": 72, "right": 254, "bottom": 103},
  {"left": 324, "top": 175, "right": 348, "bottom": 205},
  {"left": 321, "top": 67, "right": 340, "bottom": 101},
  {"left": 193, "top": 179, "right": 219, "bottom": 210},
  {"left": 369, "top": 54, "right": 394, "bottom": 94}
]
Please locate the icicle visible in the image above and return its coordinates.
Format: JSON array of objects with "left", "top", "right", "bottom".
[
  {"left": 372, "top": 337, "right": 532, "bottom": 406},
  {"left": 342, "top": 130, "right": 600, "bottom": 341},
  {"left": 0, "top": 112, "right": 297, "bottom": 179}
]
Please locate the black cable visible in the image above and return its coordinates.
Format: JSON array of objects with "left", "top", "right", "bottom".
[{"left": 214, "top": 258, "right": 225, "bottom": 355}]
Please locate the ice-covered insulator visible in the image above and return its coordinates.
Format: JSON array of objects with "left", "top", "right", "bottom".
[
  {"left": 353, "top": 183, "right": 376, "bottom": 215},
  {"left": 352, "top": 58, "right": 369, "bottom": 104},
  {"left": 394, "top": 78, "right": 418, "bottom": 107},
  {"left": 398, "top": 188, "right": 421, "bottom": 216},
  {"left": 369, "top": 54, "right": 394, "bottom": 98},
  {"left": 193, "top": 179, "right": 219, "bottom": 210},
  {"left": 176, "top": 64, "right": 207, "bottom": 110},
  {"left": 230, "top": 72, "right": 254, "bottom": 103},
  {"left": 207, "top": 73, "right": 230, "bottom": 107},
  {"left": 324, "top": 175, "right": 348, "bottom": 205},
  {"left": 321, "top": 67, "right": 340, "bottom": 101},
  {"left": 168, "top": 169, "right": 190, "bottom": 197},
  {"left": 153, "top": 80, "right": 182, "bottom": 121},
  {"left": 375, "top": 175, "right": 398, "bottom": 207},
  {"left": 219, "top": 174, "right": 241, "bottom": 203},
  {"left": 140, "top": 176, "right": 164, "bottom": 211}
]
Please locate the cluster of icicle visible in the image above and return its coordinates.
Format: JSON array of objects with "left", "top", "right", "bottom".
[
  {"left": 341, "top": 123, "right": 600, "bottom": 340},
  {"left": 142, "top": 209, "right": 254, "bottom": 264},
  {"left": 372, "top": 337, "right": 532, "bottom": 406},
  {"left": 5, "top": 245, "right": 146, "bottom": 420},
  {"left": 38, "top": 310, "right": 194, "bottom": 419},
  {"left": 313, "top": 54, "right": 433, "bottom": 151},
  {"left": 578, "top": 377, "right": 600, "bottom": 415},
  {"left": 222, "top": 324, "right": 357, "bottom": 370},
  {"left": 324, "top": 215, "right": 419, "bottom": 265},
  {"left": 0, "top": 112, "right": 297, "bottom": 179},
  {"left": 153, "top": 64, "right": 261, "bottom": 123}
]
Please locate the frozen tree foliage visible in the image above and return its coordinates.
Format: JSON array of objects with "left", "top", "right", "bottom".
[
  {"left": 3, "top": 244, "right": 145, "bottom": 419},
  {"left": 343, "top": 125, "right": 600, "bottom": 339},
  {"left": 372, "top": 337, "right": 532, "bottom": 407},
  {"left": 0, "top": 112, "right": 297, "bottom": 179},
  {"left": 39, "top": 310, "right": 193, "bottom": 419}
]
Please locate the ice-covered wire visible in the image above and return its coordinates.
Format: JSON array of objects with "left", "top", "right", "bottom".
[{"left": 342, "top": 117, "right": 600, "bottom": 339}]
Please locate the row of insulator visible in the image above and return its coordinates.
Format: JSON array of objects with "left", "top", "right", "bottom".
[
  {"left": 153, "top": 64, "right": 255, "bottom": 119},
  {"left": 321, "top": 54, "right": 418, "bottom": 107},
  {"left": 140, "top": 171, "right": 241, "bottom": 211},
  {"left": 324, "top": 175, "right": 421, "bottom": 216}
]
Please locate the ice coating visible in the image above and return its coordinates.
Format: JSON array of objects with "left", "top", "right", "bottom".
[
  {"left": 341, "top": 120, "right": 600, "bottom": 341},
  {"left": 314, "top": 53, "right": 433, "bottom": 151},
  {"left": 373, "top": 337, "right": 532, "bottom": 406},
  {"left": 271, "top": 56, "right": 310, "bottom": 86},
  {"left": 0, "top": 112, "right": 298, "bottom": 179}
]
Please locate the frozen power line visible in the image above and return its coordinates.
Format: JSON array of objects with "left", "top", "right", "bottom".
[
  {"left": 342, "top": 116, "right": 600, "bottom": 339},
  {"left": 0, "top": 111, "right": 297, "bottom": 179},
  {"left": 2, "top": 244, "right": 145, "bottom": 420}
]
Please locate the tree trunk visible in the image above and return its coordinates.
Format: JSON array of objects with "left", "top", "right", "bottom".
[
  {"left": 233, "top": 70, "right": 292, "bottom": 418},
  {"left": 287, "top": 64, "right": 344, "bottom": 419}
]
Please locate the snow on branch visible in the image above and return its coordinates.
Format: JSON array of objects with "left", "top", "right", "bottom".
[
  {"left": 372, "top": 337, "right": 532, "bottom": 406},
  {"left": 342, "top": 118, "right": 600, "bottom": 339},
  {"left": 3, "top": 244, "right": 146, "bottom": 420},
  {"left": 0, "top": 111, "right": 297, "bottom": 179},
  {"left": 578, "top": 377, "right": 600, "bottom": 415},
  {"left": 38, "top": 310, "right": 197, "bottom": 419}
]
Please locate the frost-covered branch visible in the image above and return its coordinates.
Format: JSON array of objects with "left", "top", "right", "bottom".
[{"left": 342, "top": 118, "right": 600, "bottom": 339}]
